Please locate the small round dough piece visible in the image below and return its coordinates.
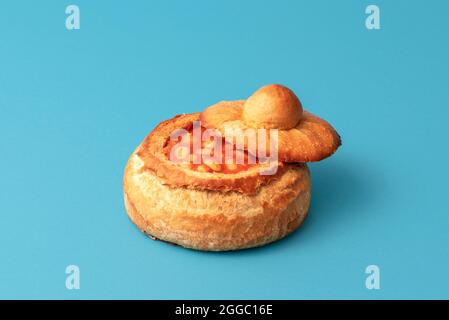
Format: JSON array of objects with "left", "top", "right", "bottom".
[{"left": 243, "top": 84, "right": 303, "bottom": 129}]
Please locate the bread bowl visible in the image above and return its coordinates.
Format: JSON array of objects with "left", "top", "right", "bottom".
[{"left": 124, "top": 84, "right": 340, "bottom": 251}]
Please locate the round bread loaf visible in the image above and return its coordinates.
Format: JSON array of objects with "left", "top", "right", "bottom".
[{"left": 124, "top": 147, "right": 311, "bottom": 251}]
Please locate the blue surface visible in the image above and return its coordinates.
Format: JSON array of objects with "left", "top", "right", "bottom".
[{"left": 0, "top": 0, "right": 448, "bottom": 299}]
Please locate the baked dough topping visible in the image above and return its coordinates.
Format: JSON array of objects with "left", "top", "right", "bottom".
[{"left": 200, "top": 84, "right": 341, "bottom": 162}]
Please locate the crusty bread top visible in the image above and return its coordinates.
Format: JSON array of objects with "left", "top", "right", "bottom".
[
  {"left": 200, "top": 100, "right": 341, "bottom": 162},
  {"left": 243, "top": 84, "right": 303, "bottom": 130}
]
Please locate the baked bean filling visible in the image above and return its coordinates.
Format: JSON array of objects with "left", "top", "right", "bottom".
[{"left": 163, "top": 127, "right": 260, "bottom": 174}]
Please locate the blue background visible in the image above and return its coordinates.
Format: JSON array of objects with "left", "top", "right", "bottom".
[{"left": 0, "top": 0, "right": 448, "bottom": 299}]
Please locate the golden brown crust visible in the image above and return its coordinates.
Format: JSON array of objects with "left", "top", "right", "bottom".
[
  {"left": 200, "top": 100, "right": 245, "bottom": 129},
  {"left": 124, "top": 150, "right": 311, "bottom": 251},
  {"left": 243, "top": 84, "right": 303, "bottom": 129},
  {"left": 137, "top": 113, "right": 285, "bottom": 195},
  {"left": 200, "top": 101, "right": 341, "bottom": 162}
]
